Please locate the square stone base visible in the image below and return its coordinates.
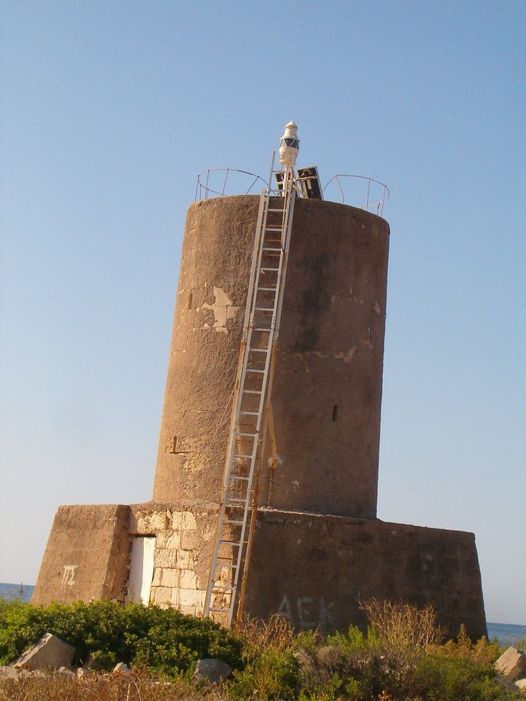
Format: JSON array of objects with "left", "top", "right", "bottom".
[{"left": 33, "top": 501, "right": 486, "bottom": 639}]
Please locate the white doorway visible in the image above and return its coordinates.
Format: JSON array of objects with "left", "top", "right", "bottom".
[{"left": 126, "top": 536, "right": 155, "bottom": 604}]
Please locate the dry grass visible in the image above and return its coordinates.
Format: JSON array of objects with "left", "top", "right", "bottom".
[
  {"left": 237, "top": 614, "right": 296, "bottom": 655},
  {"left": 0, "top": 671, "right": 227, "bottom": 701},
  {"left": 360, "top": 598, "right": 444, "bottom": 649}
]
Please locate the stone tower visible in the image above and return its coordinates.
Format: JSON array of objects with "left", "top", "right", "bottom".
[
  {"left": 33, "top": 135, "right": 487, "bottom": 638},
  {"left": 154, "top": 195, "right": 388, "bottom": 519}
]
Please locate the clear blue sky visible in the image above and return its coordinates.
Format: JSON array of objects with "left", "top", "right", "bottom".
[{"left": 1, "top": 1, "right": 524, "bottom": 624}]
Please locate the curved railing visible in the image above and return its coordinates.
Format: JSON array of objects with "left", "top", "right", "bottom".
[
  {"left": 323, "top": 175, "right": 389, "bottom": 216},
  {"left": 195, "top": 169, "right": 268, "bottom": 201},
  {"left": 195, "top": 168, "right": 389, "bottom": 216}
]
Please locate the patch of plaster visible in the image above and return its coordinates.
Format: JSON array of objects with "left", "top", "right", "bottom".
[
  {"left": 297, "top": 347, "right": 356, "bottom": 363},
  {"left": 335, "top": 346, "right": 356, "bottom": 363},
  {"left": 198, "top": 287, "right": 240, "bottom": 334}
]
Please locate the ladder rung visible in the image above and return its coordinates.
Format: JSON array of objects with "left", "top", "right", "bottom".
[
  {"left": 249, "top": 349, "right": 268, "bottom": 354},
  {"left": 257, "top": 287, "right": 277, "bottom": 291},
  {"left": 254, "top": 307, "right": 274, "bottom": 312},
  {"left": 234, "top": 453, "right": 254, "bottom": 458},
  {"left": 253, "top": 327, "right": 271, "bottom": 332},
  {"left": 261, "top": 267, "right": 279, "bottom": 271},
  {"left": 224, "top": 519, "right": 244, "bottom": 525},
  {"left": 242, "top": 390, "right": 262, "bottom": 394},
  {"left": 265, "top": 226, "right": 283, "bottom": 231},
  {"left": 239, "top": 410, "right": 259, "bottom": 415},
  {"left": 246, "top": 369, "right": 265, "bottom": 373},
  {"left": 230, "top": 475, "right": 250, "bottom": 481},
  {"left": 267, "top": 208, "right": 284, "bottom": 212},
  {"left": 238, "top": 431, "right": 257, "bottom": 436}
]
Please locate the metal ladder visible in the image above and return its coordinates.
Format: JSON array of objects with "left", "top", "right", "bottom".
[{"left": 203, "top": 168, "right": 296, "bottom": 626}]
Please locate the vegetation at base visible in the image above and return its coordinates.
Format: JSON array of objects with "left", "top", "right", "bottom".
[
  {"left": 0, "top": 598, "right": 518, "bottom": 700},
  {"left": 0, "top": 599, "right": 242, "bottom": 675}
]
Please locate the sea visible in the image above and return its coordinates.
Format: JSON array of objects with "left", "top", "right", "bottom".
[{"left": 0, "top": 582, "right": 524, "bottom": 646}]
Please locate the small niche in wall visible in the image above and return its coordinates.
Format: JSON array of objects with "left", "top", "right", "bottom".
[
  {"left": 332, "top": 404, "right": 338, "bottom": 422},
  {"left": 170, "top": 435, "right": 177, "bottom": 453},
  {"left": 188, "top": 292, "right": 193, "bottom": 310}
]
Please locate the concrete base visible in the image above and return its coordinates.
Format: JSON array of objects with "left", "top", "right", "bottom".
[
  {"left": 33, "top": 502, "right": 486, "bottom": 639},
  {"left": 32, "top": 505, "right": 130, "bottom": 605}
]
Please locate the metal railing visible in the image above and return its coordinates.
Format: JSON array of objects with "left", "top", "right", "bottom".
[
  {"left": 323, "top": 175, "right": 389, "bottom": 216},
  {"left": 195, "top": 169, "right": 269, "bottom": 201},
  {"left": 195, "top": 168, "right": 389, "bottom": 216}
]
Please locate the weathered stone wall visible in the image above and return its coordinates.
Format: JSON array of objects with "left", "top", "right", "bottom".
[
  {"left": 245, "top": 510, "right": 487, "bottom": 639},
  {"left": 32, "top": 505, "right": 130, "bottom": 605},
  {"left": 153, "top": 196, "right": 389, "bottom": 518},
  {"left": 130, "top": 502, "right": 217, "bottom": 616},
  {"left": 32, "top": 502, "right": 486, "bottom": 639}
]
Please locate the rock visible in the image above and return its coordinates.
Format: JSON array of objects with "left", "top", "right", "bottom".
[
  {"left": 57, "top": 666, "right": 75, "bottom": 677},
  {"left": 495, "top": 647, "right": 526, "bottom": 681},
  {"left": 113, "top": 662, "right": 131, "bottom": 675},
  {"left": 515, "top": 678, "right": 526, "bottom": 692},
  {"left": 194, "top": 658, "right": 232, "bottom": 684},
  {"left": 77, "top": 667, "right": 86, "bottom": 678},
  {"left": 14, "top": 633, "right": 75, "bottom": 671}
]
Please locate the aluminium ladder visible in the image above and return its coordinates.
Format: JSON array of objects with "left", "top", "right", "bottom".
[{"left": 203, "top": 168, "right": 296, "bottom": 626}]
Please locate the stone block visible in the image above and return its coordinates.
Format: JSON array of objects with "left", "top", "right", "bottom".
[
  {"left": 151, "top": 568, "right": 162, "bottom": 586},
  {"left": 155, "top": 549, "right": 177, "bottom": 568},
  {"left": 113, "top": 662, "right": 131, "bottom": 675},
  {"left": 171, "top": 512, "right": 183, "bottom": 529},
  {"left": 181, "top": 530, "right": 199, "bottom": 550},
  {"left": 180, "top": 569, "right": 198, "bottom": 589},
  {"left": 143, "top": 511, "right": 169, "bottom": 532},
  {"left": 164, "top": 532, "right": 182, "bottom": 549},
  {"left": 179, "top": 587, "right": 205, "bottom": 608},
  {"left": 495, "top": 647, "right": 526, "bottom": 681},
  {"left": 179, "top": 604, "right": 197, "bottom": 616},
  {"left": 32, "top": 505, "right": 130, "bottom": 605},
  {"left": 15, "top": 633, "right": 75, "bottom": 671},
  {"left": 151, "top": 587, "right": 172, "bottom": 605},
  {"left": 176, "top": 549, "right": 194, "bottom": 569},
  {"left": 161, "top": 568, "right": 180, "bottom": 588},
  {"left": 181, "top": 511, "right": 197, "bottom": 531},
  {"left": 515, "top": 678, "right": 526, "bottom": 691}
]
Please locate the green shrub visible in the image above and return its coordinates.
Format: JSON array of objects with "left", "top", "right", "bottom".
[
  {"left": 229, "top": 647, "right": 300, "bottom": 701},
  {"left": 0, "top": 600, "right": 242, "bottom": 677},
  {"left": 413, "top": 654, "right": 516, "bottom": 701}
]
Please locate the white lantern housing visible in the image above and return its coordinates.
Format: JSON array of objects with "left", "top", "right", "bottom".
[{"left": 279, "top": 121, "right": 299, "bottom": 168}]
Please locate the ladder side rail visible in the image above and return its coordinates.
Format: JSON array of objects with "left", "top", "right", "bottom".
[
  {"left": 221, "top": 194, "right": 285, "bottom": 598},
  {"left": 204, "top": 171, "right": 295, "bottom": 624},
  {"left": 204, "top": 190, "right": 277, "bottom": 618},
  {"left": 203, "top": 192, "right": 270, "bottom": 617},
  {"left": 273, "top": 178, "right": 296, "bottom": 341},
  {"left": 227, "top": 177, "right": 294, "bottom": 616},
  {"left": 234, "top": 176, "right": 295, "bottom": 622}
]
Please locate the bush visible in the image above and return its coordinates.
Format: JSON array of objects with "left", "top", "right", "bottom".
[
  {"left": 0, "top": 600, "right": 242, "bottom": 677},
  {"left": 0, "top": 600, "right": 517, "bottom": 701}
]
